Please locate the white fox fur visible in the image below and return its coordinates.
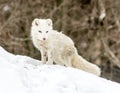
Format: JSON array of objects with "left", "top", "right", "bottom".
[{"left": 31, "top": 18, "right": 101, "bottom": 76}]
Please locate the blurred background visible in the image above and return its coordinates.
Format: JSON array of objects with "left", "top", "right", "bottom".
[{"left": 0, "top": 0, "right": 120, "bottom": 82}]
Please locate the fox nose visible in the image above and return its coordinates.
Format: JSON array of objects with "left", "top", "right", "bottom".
[{"left": 43, "top": 38, "right": 46, "bottom": 40}]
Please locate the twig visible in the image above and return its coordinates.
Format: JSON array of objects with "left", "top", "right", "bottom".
[
  {"left": 49, "top": 2, "right": 64, "bottom": 18},
  {"left": 101, "top": 39, "right": 120, "bottom": 68},
  {"left": 111, "top": 8, "right": 120, "bottom": 32},
  {"left": 9, "top": 33, "right": 30, "bottom": 42}
]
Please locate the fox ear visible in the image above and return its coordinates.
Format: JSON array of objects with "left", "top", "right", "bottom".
[
  {"left": 32, "top": 18, "right": 39, "bottom": 26},
  {"left": 47, "top": 19, "right": 53, "bottom": 26}
]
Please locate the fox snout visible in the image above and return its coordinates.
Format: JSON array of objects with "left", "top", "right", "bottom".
[{"left": 43, "top": 38, "right": 46, "bottom": 40}]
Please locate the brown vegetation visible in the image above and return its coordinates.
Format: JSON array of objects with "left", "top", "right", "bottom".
[{"left": 0, "top": 0, "right": 120, "bottom": 82}]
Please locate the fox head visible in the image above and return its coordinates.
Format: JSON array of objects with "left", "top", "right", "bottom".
[{"left": 31, "top": 18, "right": 53, "bottom": 41}]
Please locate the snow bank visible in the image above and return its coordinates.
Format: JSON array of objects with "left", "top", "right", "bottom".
[{"left": 0, "top": 46, "right": 120, "bottom": 93}]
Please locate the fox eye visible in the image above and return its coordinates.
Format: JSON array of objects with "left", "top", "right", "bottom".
[
  {"left": 39, "top": 30, "right": 42, "bottom": 33},
  {"left": 46, "top": 31, "right": 48, "bottom": 33}
]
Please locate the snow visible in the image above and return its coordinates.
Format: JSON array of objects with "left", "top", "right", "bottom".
[
  {"left": 3, "top": 5, "right": 10, "bottom": 12},
  {"left": 0, "top": 46, "right": 120, "bottom": 93},
  {"left": 99, "top": 9, "right": 106, "bottom": 21}
]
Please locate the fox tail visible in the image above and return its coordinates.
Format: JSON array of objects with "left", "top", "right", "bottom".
[{"left": 72, "top": 54, "right": 101, "bottom": 76}]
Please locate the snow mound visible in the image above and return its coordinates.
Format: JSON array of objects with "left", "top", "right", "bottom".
[{"left": 0, "top": 46, "right": 120, "bottom": 93}]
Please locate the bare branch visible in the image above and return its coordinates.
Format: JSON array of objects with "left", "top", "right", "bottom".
[
  {"left": 9, "top": 33, "right": 30, "bottom": 42},
  {"left": 101, "top": 39, "right": 120, "bottom": 68}
]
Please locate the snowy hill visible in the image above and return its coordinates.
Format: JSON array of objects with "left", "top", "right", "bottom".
[{"left": 0, "top": 46, "right": 120, "bottom": 93}]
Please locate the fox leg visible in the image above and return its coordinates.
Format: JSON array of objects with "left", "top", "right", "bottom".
[
  {"left": 40, "top": 48, "right": 47, "bottom": 64},
  {"left": 46, "top": 50, "right": 53, "bottom": 65},
  {"left": 64, "top": 57, "right": 72, "bottom": 67},
  {"left": 56, "top": 55, "right": 72, "bottom": 67}
]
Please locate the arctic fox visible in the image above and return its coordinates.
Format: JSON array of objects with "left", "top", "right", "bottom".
[{"left": 31, "top": 18, "right": 101, "bottom": 76}]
